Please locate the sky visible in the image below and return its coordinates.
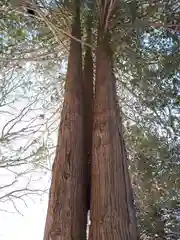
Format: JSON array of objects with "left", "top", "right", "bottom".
[
  {"left": 0, "top": 193, "right": 48, "bottom": 240},
  {"left": 0, "top": 164, "right": 51, "bottom": 239}
]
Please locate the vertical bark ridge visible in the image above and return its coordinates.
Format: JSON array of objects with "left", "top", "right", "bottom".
[
  {"left": 89, "top": 31, "right": 138, "bottom": 239},
  {"left": 43, "top": 1, "right": 88, "bottom": 239}
]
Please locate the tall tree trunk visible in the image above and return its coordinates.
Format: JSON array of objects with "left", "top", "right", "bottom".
[
  {"left": 89, "top": 29, "right": 139, "bottom": 239},
  {"left": 43, "top": 2, "right": 88, "bottom": 239}
]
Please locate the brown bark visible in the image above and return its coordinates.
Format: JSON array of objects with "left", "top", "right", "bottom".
[
  {"left": 43, "top": 3, "right": 88, "bottom": 240},
  {"left": 89, "top": 32, "right": 139, "bottom": 239}
]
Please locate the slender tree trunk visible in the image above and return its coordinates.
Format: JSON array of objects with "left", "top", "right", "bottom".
[
  {"left": 89, "top": 30, "right": 139, "bottom": 239},
  {"left": 43, "top": 2, "right": 88, "bottom": 239}
]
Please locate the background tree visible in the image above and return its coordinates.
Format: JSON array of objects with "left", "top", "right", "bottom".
[{"left": 0, "top": 0, "right": 66, "bottom": 215}]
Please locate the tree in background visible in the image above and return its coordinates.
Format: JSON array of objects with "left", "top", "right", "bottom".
[
  {"left": 0, "top": 0, "right": 65, "bottom": 215},
  {"left": 126, "top": 125, "right": 180, "bottom": 239}
]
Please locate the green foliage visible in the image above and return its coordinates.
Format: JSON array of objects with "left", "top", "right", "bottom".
[{"left": 125, "top": 125, "right": 180, "bottom": 239}]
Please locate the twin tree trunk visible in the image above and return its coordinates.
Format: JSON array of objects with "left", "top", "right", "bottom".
[
  {"left": 43, "top": 2, "right": 138, "bottom": 240},
  {"left": 89, "top": 33, "right": 139, "bottom": 240},
  {"left": 43, "top": 2, "right": 89, "bottom": 239}
]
